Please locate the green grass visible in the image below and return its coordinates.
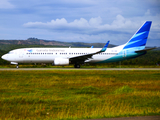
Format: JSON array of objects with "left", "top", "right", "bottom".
[
  {"left": 0, "top": 70, "right": 160, "bottom": 119},
  {"left": 112, "top": 85, "right": 135, "bottom": 94}
]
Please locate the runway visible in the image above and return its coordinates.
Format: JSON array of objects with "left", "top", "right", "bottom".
[{"left": 0, "top": 68, "right": 160, "bottom": 71}]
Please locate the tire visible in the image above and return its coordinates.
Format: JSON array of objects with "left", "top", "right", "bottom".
[{"left": 74, "top": 64, "right": 80, "bottom": 68}]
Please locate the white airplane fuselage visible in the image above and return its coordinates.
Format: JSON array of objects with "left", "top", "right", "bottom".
[
  {"left": 2, "top": 47, "right": 118, "bottom": 63},
  {"left": 1, "top": 44, "right": 145, "bottom": 64}
]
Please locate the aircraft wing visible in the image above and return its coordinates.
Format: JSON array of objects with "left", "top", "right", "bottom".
[
  {"left": 69, "top": 41, "right": 110, "bottom": 64},
  {"left": 135, "top": 47, "right": 157, "bottom": 53}
]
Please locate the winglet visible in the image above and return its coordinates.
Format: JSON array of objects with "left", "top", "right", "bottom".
[{"left": 100, "top": 41, "right": 110, "bottom": 52}]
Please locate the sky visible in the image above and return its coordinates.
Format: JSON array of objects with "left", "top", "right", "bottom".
[{"left": 0, "top": 0, "right": 160, "bottom": 46}]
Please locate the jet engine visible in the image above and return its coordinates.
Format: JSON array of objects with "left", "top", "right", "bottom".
[{"left": 54, "top": 58, "right": 69, "bottom": 66}]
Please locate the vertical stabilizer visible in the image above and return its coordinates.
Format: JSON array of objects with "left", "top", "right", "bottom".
[{"left": 123, "top": 21, "right": 152, "bottom": 50}]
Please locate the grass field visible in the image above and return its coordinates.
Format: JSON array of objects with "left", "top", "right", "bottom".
[{"left": 0, "top": 70, "right": 160, "bottom": 120}]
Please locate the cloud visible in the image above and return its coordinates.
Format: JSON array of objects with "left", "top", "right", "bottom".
[
  {"left": 0, "top": 0, "right": 14, "bottom": 9},
  {"left": 145, "top": 9, "right": 151, "bottom": 16},
  {"left": 1, "top": 0, "right": 160, "bottom": 46},
  {"left": 23, "top": 15, "right": 138, "bottom": 35}
]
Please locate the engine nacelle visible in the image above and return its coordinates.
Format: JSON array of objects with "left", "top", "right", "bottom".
[
  {"left": 54, "top": 58, "right": 69, "bottom": 66},
  {"left": 11, "top": 62, "right": 18, "bottom": 65}
]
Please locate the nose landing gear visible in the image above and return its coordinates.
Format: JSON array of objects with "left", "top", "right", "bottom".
[{"left": 16, "top": 64, "right": 19, "bottom": 69}]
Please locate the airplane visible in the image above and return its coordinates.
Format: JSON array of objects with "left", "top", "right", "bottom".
[{"left": 1, "top": 21, "right": 155, "bottom": 68}]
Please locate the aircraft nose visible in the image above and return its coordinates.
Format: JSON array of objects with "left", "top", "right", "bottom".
[{"left": 1, "top": 54, "right": 8, "bottom": 60}]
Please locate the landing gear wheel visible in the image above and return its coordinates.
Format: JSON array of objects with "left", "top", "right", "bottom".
[
  {"left": 16, "top": 65, "right": 19, "bottom": 69},
  {"left": 74, "top": 64, "right": 80, "bottom": 68}
]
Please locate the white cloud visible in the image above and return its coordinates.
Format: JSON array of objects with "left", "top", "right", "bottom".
[
  {"left": 0, "top": 0, "right": 14, "bottom": 9},
  {"left": 89, "top": 16, "right": 102, "bottom": 27},
  {"left": 23, "top": 15, "right": 138, "bottom": 35}
]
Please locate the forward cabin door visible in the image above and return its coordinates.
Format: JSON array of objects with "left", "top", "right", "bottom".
[
  {"left": 18, "top": 51, "right": 24, "bottom": 63},
  {"left": 19, "top": 52, "right": 23, "bottom": 58}
]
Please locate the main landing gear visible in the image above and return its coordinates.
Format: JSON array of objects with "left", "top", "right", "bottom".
[{"left": 74, "top": 64, "right": 80, "bottom": 68}]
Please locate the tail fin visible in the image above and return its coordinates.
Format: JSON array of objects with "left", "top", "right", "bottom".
[{"left": 123, "top": 21, "right": 152, "bottom": 50}]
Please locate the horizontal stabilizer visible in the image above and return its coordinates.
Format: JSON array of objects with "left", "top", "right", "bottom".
[{"left": 135, "top": 47, "right": 157, "bottom": 53}]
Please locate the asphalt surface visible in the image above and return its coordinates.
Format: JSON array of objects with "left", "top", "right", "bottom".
[
  {"left": 0, "top": 68, "right": 160, "bottom": 71},
  {"left": 88, "top": 116, "right": 160, "bottom": 120}
]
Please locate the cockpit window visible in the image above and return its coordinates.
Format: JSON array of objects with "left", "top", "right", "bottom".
[{"left": 8, "top": 52, "right": 14, "bottom": 54}]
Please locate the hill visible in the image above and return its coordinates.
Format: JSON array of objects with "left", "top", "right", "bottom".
[{"left": 0, "top": 38, "right": 115, "bottom": 51}]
